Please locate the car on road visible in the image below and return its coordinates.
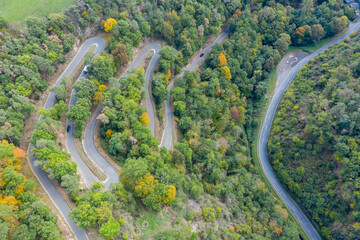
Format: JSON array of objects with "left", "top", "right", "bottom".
[
  {"left": 67, "top": 125, "right": 71, "bottom": 133},
  {"left": 200, "top": 53, "right": 205, "bottom": 57},
  {"left": 83, "top": 65, "right": 89, "bottom": 74}
]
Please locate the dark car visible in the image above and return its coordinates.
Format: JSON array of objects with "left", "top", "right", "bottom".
[
  {"left": 67, "top": 125, "right": 71, "bottom": 133},
  {"left": 200, "top": 53, "right": 205, "bottom": 57}
]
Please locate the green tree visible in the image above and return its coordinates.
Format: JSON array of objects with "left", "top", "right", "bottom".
[
  {"left": 274, "top": 33, "right": 291, "bottom": 54},
  {"left": 153, "top": 85, "right": 169, "bottom": 104},
  {"left": 38, "top": 101, "right": 67, "bottom": 120},
  {"left": 51, "top": 84, "right": 67, "bottom": 101},
  {"left": 61, "top": 174, "right": 80, "bottom": 195},
  {"left": 311, "top": 24, "right": 325, "bottom": 42},
  {"left": 333, "top": 16, "right": 349, "bottom": 34},
  {"left": 73, "top": 78, "right": 97, "bottom": 99},
  {"left": 86, "top": 55, "right": 115, "bottom": 83},
  {"left": 70, "top": 201, "right": 97, "bottom": 229},
  {"left": 99, "top": 218, "right": 121, "bottom": 239}
]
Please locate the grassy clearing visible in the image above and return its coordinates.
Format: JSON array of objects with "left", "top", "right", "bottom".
[
  {"left": 287, "top": 26, "right": 350, "bottom": 54},
  {"left": 137, "top": 210, "right": 171, "bottom": 239},
  {"left": 0, "top": 0, "right": 76, "bottom": 25},
  {"left": 287, "top": 38, "right": 330, "bottom": 54}
]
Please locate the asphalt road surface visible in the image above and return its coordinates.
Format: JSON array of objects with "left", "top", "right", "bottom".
[
  {"left": 259, "top": 20, "right": 360, "bottom": 240},
  {"left": 84, "top": 42, "right": 162, "bottom": 188},
  {"left": 160, "top": 26, "right": 232, "bottom": 150},
  {"left": 27, "top": 19, "right": 360, "bottom": 240},
  {"left": 27, "top": 37, "right": 106, "bottom": 240},
  {"left": 67, "top": 43, "right": 162, "bottom": 190}
]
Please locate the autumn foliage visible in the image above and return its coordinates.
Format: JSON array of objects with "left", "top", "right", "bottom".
[
  {"left": 103, "top": 18, "right": 117, "bottom": 32},
  {"left": 218, "top": 53, "right": 231, "bottom": 80},
  {"left": 112, "top": 43, "right": 128, "bottom": 66},
  {"left": 140, "top": 112, "right": 151, "bottom": 127},
  {"left": 166, "top": 69, "right": 171, "bottom": 80},
  {"left": 105, "top": 129, "right": 113, "bottom": 139},
  {"left": 0, "top": 141, "right": 61, "bottom": 238},
  {"left": 233, "top": 9, "right": 242, "bottom": 19},
  {"left": 134, "top": 173, "right": 176, "bottom": 207},
  {"left": 135, "top": 173, "right": 157, "bottom": 197},
  {"left": 93, "top": 84, "right": 107, "bottom": 105},
  {"left": 218, "top": 53, "right": 227, "bottom": 66},
  {"left": 164, "top": 185, "right": 176, "bottom": 205},
  {"left": 221, "top": 66, "right": 232, "bottom": 80},
  {"left": 269, "top": 219, "right": 283, "bottom": 236}
]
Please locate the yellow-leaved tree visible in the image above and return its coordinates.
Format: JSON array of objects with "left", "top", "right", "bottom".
[
  {"left": 140, "top": 112, "right": 151, "bottom": 127},
  {"left": 218, "top": 53, "right": 227, "bottom": 66},
  {"left": 103, "top": 18, "right": 117, "bottom": 32},
  {"left": 135, "top": 173, "right": 157, "bottom": 197},
  {"left": 93, "top": 92, "right": 104, "bottom": 105},
  {"left": 93, "top": 85, "right": 107, "bottom": 105},
  {"left": 221, "top": 66, "right": 232, "bottom": 81},
  {"left": 105, "top": 129, "right": 113, "bottom": 139},
  {"left": 164, "top": 185, "right": 176, "bottom": 205},
  {"left": 166, "top": 69, "right": 171, "bottom": 80}
]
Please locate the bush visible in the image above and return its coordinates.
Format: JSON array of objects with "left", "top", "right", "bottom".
[
  {"left": 74, "top": 128, "right": 82, "bottom": 138},
  {"left": 202, "top": 207, "right": 216, "bottom": 222},
  {"left": 187, "top": 211, "right": 197, "bottom": 221}
]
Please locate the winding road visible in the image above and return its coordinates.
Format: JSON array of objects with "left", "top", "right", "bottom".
[
  {"left": 160, "top": 26, "right": 232, "bottom": 149},
  {"left": 26, "top": 18, "right": 360, "bottom": 240},
  {"left": 67, "top": 42, "right": 162, "bottom": 189},
  {"left": 29, "top": 39, "right": 162, "bottom": 240},
  {"left": 27, "top": 37, "right": 106, "bottom": 240},
  {"left": 27, "top": 27, "right": 232, "bottom": 239},
  {"left": 258, "top": 20, "right": 360, "bottom": 240}
]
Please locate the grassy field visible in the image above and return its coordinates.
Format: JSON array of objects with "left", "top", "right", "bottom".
[
  {"left": 137, "top": 210, "right": 172, "bottom": 239},
  {"left": 0, "top": 0, "right": 76, "bottom": 25}
]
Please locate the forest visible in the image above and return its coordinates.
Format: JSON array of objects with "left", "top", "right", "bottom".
[
  {"left": 268, "top": 31, "right": 360, "bottom": 239},
  {"left": 0, "top": 141, "right": 62, "bottom": 239},
  {"left": 0, "top": 0, "right": 358, "bottom": 239}
]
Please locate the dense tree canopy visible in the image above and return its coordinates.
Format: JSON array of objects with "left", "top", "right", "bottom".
[
  {"left": 0, "top": 0, "right": 357, "bottom": 238},
  {"left": 268, "top": 31, "right": 360, "bottom": 239},
  {"left": 0, "top": 141, "right": 62, "bottom": 239}
]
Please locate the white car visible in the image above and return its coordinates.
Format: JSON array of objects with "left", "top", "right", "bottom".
[{"left": 83, "top": 65, "right": 89, "bottom": 74}]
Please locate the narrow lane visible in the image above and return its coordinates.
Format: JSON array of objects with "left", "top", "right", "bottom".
[
  {"left": 26, "top": 19, "right": 360, "bottom": 240},
  {"left": 160, "top": 26, "right": 232, "bottom": 150},
  {"left": 69, "top": 43, "right": 162, "bottom": 189},
  {"left": 27, "top": 37, "right": 106, "bottom": 240},
  {"left": 258, "top": 20, "right": 360, "bottom": 240}
]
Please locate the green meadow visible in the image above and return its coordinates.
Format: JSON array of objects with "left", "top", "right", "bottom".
[{"left": 0, "top": 0, "right": 76, "bottom": 25}]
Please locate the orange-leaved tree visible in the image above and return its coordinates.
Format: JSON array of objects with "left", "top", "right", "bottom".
[
  {"left": 105, "top": 129, "right": 113, "bottom": 139},
  {"left": 233, "top": 9, "right": 242, "bottom": 19},
  {"left": 112, "top": 43, "right": 128, "bottom": 66},
  {"left": 103, "top": 18, "right": 117, "bottom": 32}
]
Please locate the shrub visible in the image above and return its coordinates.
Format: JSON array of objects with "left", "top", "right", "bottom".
[
  {"left": 187, "top": 211, "right": 197, "bottom": 221},
  {"left": 202, "top": 207, "right": 216, "bottom": 222}
]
